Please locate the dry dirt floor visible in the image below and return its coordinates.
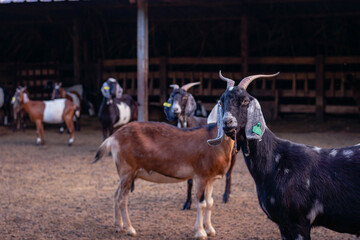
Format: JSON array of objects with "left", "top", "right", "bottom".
[{"left": 0, "top": 116, "right": 360, "bottom": 240}]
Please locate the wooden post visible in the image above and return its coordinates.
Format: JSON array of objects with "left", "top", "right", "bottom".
[
  {"left": 137, "top": 0, "right": 149, "bottom": 121},
  {"left": 316, "top": 55, "right": 324, "bottom": 121},
  {"left": 73, "top": 18, "right": 80, "bottom": 84},
  {"left": 160, "top": 56, "right": 167, "bottom": 104},
  {"left": 241, "top": 14, "right": 248, "bottom": 78}
]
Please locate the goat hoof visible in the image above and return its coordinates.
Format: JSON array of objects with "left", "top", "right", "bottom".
[
  {"left": 59, "top": 127, "right": 64, "bottom": 134},
  {"left": 182, "top": 201, "right": 191, "bottom": 210},
  {"left": 195, "top": 229, "right": 207, "bottom": 239},
  {"left": 205, "top": 226, "right": 216, "bottom": 236},
  {"left": 115, "top": 226, "right": 124, "bottom": 233},
  {"left": 222, "top": 194, "right": 229, "bottom": 203},
  {"left": 126, "top": 227, "right": 136, "bottom": 236}
]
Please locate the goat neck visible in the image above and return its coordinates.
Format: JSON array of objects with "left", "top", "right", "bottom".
[{"left": 239, "top": 128, "right": 278, "bottom": 182}]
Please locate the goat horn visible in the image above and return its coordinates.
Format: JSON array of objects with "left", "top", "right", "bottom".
[
  {"left": 181, "top": 82, "right": 200, "bottom": 91},
  {"left": 219, "top": 70, "right": 235, "bottom": 89},
  {"left": 238, "top": 72, "right": 280, "bottom": 90},
  {"left": 170, "top": 84, "right": 179, "bottom": 90}
]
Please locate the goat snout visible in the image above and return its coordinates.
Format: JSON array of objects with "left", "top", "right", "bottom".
[
  {"left": 223, "top": 112, "right": 237, "bottom": 128},
  {"left": 172, "top": 104, "right": 181, "bottom": 115}
]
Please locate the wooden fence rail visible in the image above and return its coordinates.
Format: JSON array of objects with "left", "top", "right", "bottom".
[
  {"left": 0, "top": 56, "right": 359, "bottom": 119},
  {"left": 102, "top": 56, "right": 360, "bottom": 119}
]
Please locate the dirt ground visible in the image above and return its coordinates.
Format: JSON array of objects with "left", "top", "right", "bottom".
[{"left": 0, "top": 116, "right": 360, "bottom": 240}]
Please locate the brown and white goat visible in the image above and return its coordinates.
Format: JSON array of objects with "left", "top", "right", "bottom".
[
  {"left": 51, "top": 82, "right": 81, "bottom": 132},
  {"left": 164, "top": 82, "right": 237, "bottom": 209},
  {"left": 15, "top": 87, "right": 76, "bottom": 146},
  {"left": 94, "top": 120, "right": 234, "bottom": 239}
]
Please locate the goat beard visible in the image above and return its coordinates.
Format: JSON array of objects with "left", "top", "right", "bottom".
[{"left": 237, "top": 133, "right": 247, "bottom": 154}]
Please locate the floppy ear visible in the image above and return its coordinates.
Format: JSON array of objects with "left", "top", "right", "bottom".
[
  {"left": 245, "top": 98, "right": 267, "bottom": 140},
  {"left": 185, "top": 93, "right": 196, "bottom": 117},
  {"left": 207, "top": 102, "right": 224, "bottom": 145},
  {"left": 207, "top": 102, "right": 219, "bottom": 124}
]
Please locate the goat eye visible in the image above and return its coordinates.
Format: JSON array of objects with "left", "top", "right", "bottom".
[{"left": 242, "top": 99, "right": 249, "bottom": 105}]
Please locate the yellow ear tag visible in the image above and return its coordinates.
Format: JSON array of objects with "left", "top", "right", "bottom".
[
  {"left": 104, "top": 86, "right": 110, "bottom": 90},
  {"left": 163, "top": 102, "right": 172, "bottom": 107},
  {"left": 12, "top": 97, "right": 15, "bottom": 102}
]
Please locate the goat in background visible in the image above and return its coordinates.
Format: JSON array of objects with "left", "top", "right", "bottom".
[{"left": 14, "top": 87, "right": 76, "bottom": 146}]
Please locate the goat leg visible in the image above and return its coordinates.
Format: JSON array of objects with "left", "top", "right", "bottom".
[
  {"left": 279, "top": 224, "right": 310, "bottom": 240},
  {"left": 223, "top": 152, "right": 237, "bottom": 203},
  {"left": 182, "top": 179, "right": 193, "bottom": 210},
  {"left": 204, "top": 180, "right": 216, "bottom": 236},
  {"left": 194, "top": 177, "right": 207, "bottom": 239}
]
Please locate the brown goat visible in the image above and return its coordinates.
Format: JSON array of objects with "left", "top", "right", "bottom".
[
  {"left": 94, "top": 121, "right": 234, "bottom": 239},
  {"left": 15, "top": 87, "right": 76, "bottom": 146},
  {"left": 164, "top": 82, "right": 238, "bottom": 209}
]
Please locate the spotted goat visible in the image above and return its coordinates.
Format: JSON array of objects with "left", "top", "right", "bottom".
[
  {"left": 164, "top": 82, "right": 237, "bottom": 209},
  {"left": 208, "top": 71, "right": 360, "bottom": 240}
]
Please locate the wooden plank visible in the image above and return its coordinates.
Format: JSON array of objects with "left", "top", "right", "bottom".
[
  {"left": 159, "top": 56, "right": 167, "bottom": 104},
  {"left": 279, "top": 90, "right": 316, "bottom": 97},
  {"left": 340, "top": 72, "right": 345, "bottom": 97},
  {"left": 329, "top": 73, "right": 335, "bottom": 97},
  {"left": 315, "top": 55, "right": 324, "bottom": 120},
  {"left": 292, "top": 73, "right": 296, "bottom": 96},
  {"left": 241, "top": 14, "right": 248, "bottom": 77},
  {"left": 137, "top": 0, "right": 149, "bottom": 121},
  {"left": 325, "top": 56, "right": 360, "bottom": 65},
  {"left": 304, "top": 72, "right": 309, "bottom": 94},
  {"left": 168, "top": 57, "right": 242, "bottom": 65},
  {"left": 325, "top": 105, "right": 359, "bottom": 114},
  {"left": 248, "top": 57, "right": 315, "bottom": 65},
  {"left": 280, "top": 104, "right": 316, "bottom": 113},
  {"left": 73, "top": 18, "right": 80, "bottom": 84}
]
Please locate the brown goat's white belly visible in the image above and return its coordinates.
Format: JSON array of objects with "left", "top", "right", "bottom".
[
  {"left": 136, "top": 168, "right": 192, "bottom": 183},
  {"left": 43, "top": 99, "right": 65, "bottom": 124}
]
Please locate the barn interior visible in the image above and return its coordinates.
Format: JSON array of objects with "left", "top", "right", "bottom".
[{"left": 0, "top": 0, "right": 359, "bottom": 121}]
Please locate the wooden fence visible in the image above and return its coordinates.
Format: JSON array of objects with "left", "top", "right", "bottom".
[
  {"left": 0, "top": 56, "right": 359, "bottom": 119},
  {"left": 102, "top": 56, "right": 360, "bottom": 119}
]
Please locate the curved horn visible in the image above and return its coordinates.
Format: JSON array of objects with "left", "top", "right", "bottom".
[
  {"left": 238, "top": 72, "right": 280, "bottom": 90},
  {"left": 219, "top": 70, "right": 235, "bottom": 89},
  {"left": 169, "top": 84, "right": 179, "bottom": 90},
  {"left": 181, "top": 82, "right": 200, "bottom": 91}
]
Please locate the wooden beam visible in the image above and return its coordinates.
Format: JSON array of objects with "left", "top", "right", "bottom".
[
  {"left": 137, "top": 0, "right": 149, "bottom": 121},
  {"left": 159, "top": 56, "right": 167, "bottom": 104},
  {"left": 72, "top": 18, "right": 80, "bottom": 84},
  {"left": 241, "top": 14, "right": 248, "bottom": 77},
  {"left": 315, "top": 55, "right": 324, "bottom": 120}
]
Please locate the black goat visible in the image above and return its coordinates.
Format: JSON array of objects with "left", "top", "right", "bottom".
[
  {"left": 164, "top": 82, "right": 237, "bottom": 210},
  {"left": 98, "top": 80, "right": 137, "bottom": 139},
  {"left": 208, "top": 71, "right": 360, "bottom": 240}
]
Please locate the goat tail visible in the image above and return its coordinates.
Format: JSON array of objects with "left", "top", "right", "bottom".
[{"left": 93, "top": 137, "right": 113, "bottom": 164}]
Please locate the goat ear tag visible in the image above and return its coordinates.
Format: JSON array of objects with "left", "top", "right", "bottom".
[
  {"left": 252, "top": 123, "right": 262, "bottom": 136},
  {"left": 163, "top": 102, "right": 171, "bottom": 107},
  {"left": 11, "top": 97, "right": 15, "bottom": 103},
  {"left": 104, "top": 86, "right": 110, "bottom": 90}
]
